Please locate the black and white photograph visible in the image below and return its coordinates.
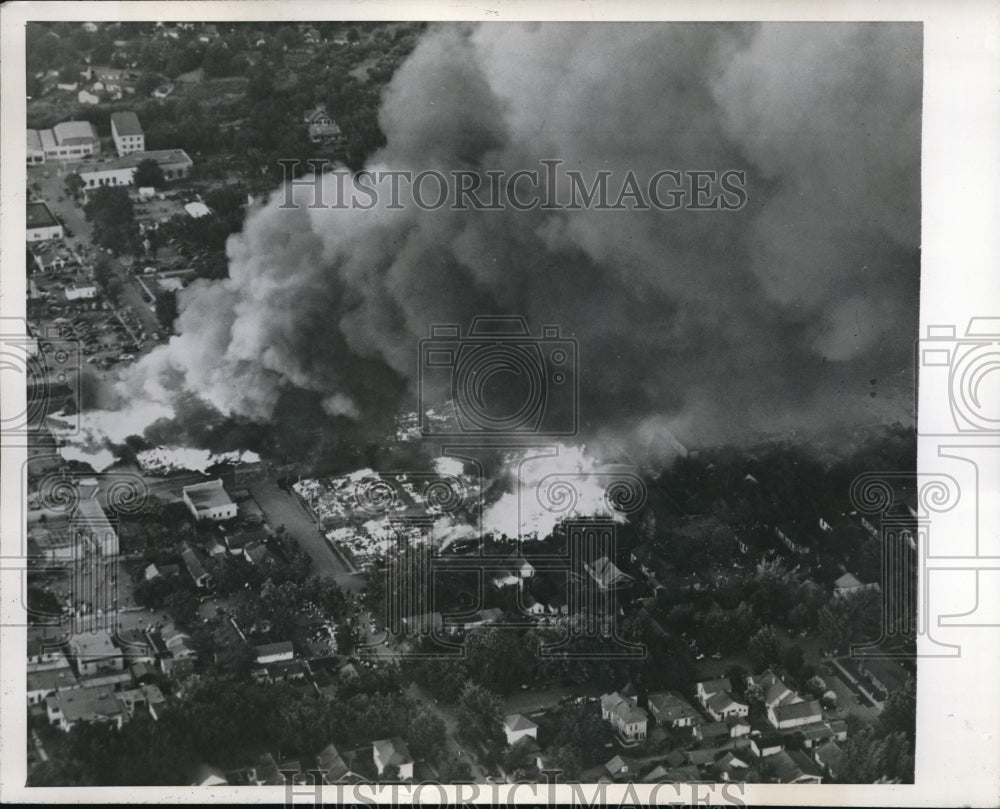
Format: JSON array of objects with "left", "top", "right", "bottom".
[{"left": 1, "top": 3, "right": 998, "bottom": 806}]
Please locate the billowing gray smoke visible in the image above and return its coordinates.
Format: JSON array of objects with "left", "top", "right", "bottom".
[{"left": 125, "top": 22, "right": 921, "bottom": 459}]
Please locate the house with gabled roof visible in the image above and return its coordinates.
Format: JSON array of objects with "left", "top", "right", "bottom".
[
  {"left": 704, "top": 689, "right": 749, "bottom": 721},
  {"left": 603, "top": 754, "right": 638, "bottom": 781},
  {"left": 600, "top": 691, "right": 648, "bottom": 743},
  {"left": 647, "top": 691, "right": 701, "bottom": 728},
  {"left": 813, "top": 740, "right": 846, "bottom": 780},
  {"left": 373, "top": 737, "right": 413, "bottom": 780},
  {"left": 768, "top": 698, "right": 822, "bottom": 731},
  {"left": 585, "top": 556, "right": 633, "bottom": 591},
  {"left": 47, "top": 685, "right": 126, "bottom": 732},
  {"left": 770, "top": 749, "right": 823, "bottom": 784},
  {"left": 316, "top": 742, "right": 364, "bottom": 784}
]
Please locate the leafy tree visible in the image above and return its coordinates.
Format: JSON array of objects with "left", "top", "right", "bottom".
[
  {"left": 136, "top": 72, "right": 160, "bottom": 97},
  {"left": 84, "top": 186, "right": 138, "bottom": 256},
  {"left": 504, "top": 736, "right": 538, "bottom": 772},
  {"left": 133, "top": 158, "right": 166, "bottom": 189},
  {"left": 748, "top": 625, "right": 781, "bottom": 673},
  {"left": 727, "top": 664, "right": 748, "bottom": 698},
  {"left": 879, "top": 675, "right": 916, "bottom": 742},
  {"left": 65, "top": 172, "right": 85, "bottom": 199},
  {"left": 840, "top": 726, "right": 913, "bottom": 784},
  {"left": 406, "top": 707, "right": 446, "bottom": 763},
  {"left": 437, "top": 758, "right": 472, "bottom": 782},
  {"left": 155, "top": 289, "right": 178, "bottom": 332},
  {"left": 455, "top": 682, "right": 503, "bottom": 753}
]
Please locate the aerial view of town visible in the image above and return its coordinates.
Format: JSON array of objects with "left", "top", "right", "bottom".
[{"left": 21, "top": 20, "right": 919, "bottom": 788}]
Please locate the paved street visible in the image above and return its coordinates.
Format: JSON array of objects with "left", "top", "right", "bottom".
[
  {"left": 406, "top": 682, "right": 488, "bottom": 782},
  {"left": 248, "top": 479, "right": 361, "bottom": 593}
]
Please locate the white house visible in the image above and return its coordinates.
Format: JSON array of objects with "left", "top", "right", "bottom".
[
  {"left": 504, "top": 713, "right": 538, "bottom": 746},
  {"left": 600, "top": 692, "right": 648, "bottom": 742},
  {"left": 768, "top": 699, "right": 823, "bottom": 731},
  {"left": 647, "top": 691, "right": 701, "bottom": 728},
  {"left": 110, "top": 111, "right": 145, "bottom": 156},
  {"left": 182, "top": 479, "right": 237, "bottom": 521}
]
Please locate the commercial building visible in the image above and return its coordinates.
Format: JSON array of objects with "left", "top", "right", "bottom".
[
  {"left": 182, "top": 478, "right": 237, "bottom": 521},
  {"left": 78, "top": 149, "right": 193, "bottom": 190},
  {"left": 26, "top": 201, "right": 64, "bottom": 242},
  {"left": 110, "top": 111, "right": 145, "bottom": 156},
  {"left": 72, "top": 495, "right": 119, "bottom": 556},
  {"left": 65, "top": 282, "right": 99, "bottom": 301},
  {"left": 27, "top": 121, "right": 101, "bottom": 163}
]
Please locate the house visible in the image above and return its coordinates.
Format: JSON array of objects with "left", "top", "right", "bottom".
[
  {"left": 117, "top": 684, "right": 166, "bottom": 719},
  {"left": 750, "top": 733, "right": 785, "bottom": 758},
  {"left": 71, "top": 495, "right": 119, "bottom": 556},
  {"left": 182, "top": 479, "right": 237, "bottom": 521},
  {"left": 69, "top": 629, "right": 123, "bottom": 676},
  {"left": 316, "top": 742, "right": 363, "bottom": 784},
  {"left": 521, "top": 592, "right": 546, "bottom": 615},
  {"left": 255, "top": 640, "right": 294, "bottom": 664},
  {"left": 27, "top": 667, "right": 80, "bottom": 705},
  {"left": 769, "top": 749, "right": 823, "bottom": 784},
  {"left": 117, "top": 628, "right": 156, "bottom": 666},
  {"left": 180, "top": 543, "right": 213, "bottom": 588},
  {"left": 696, "top": 677, "right": 732, "bottom": 707},
  {"left": 110, "top": 111, "right": 144, "bottom": 156},
  {"left": 694, "top": 721, "right": 731, "bottom": 744},
  {"left": 585, "top": 556, "right": 633, "bottom": 591},
  {"left": 303, "top": 105, "right": 347, "bottom": 148},
  {"left": 704, "top": 690, "right": 749, "bottom": 721},
  {"left": 727, "top": 717, "right": 752, "bottom": 738},
  {"left": 78, "top": 148, "right": 193, "bottom": 190},
  {"left": 686, "top": 748, "right": 719, "bottom": 769},
  {"left": 503, "top": 713, "right": 538, "bottom": 746},
  {"left": 600, "top": 692, "right": 648, "bottom": 742},
  {"left": 144, "top": 562, "right": 180, "bottom": 581},
  {"left": 372, "top": 737, "right": 414, "bottom": 780},
  {"left": 603, "top": 754, "right": 638, "bottom": 781},
  {"left": 506, "top": 552, "right": 535, "bottom": 579},
  {"left": 148, "top": 623, "right": 197, "bottom": 676},
  {"left": 753, "top": 670, "right": 801, "bottom": 710},
  {"left": 716, "top": 751, "right": 751, "bottom": 782},
  {"left": 47, "top": 685, "right": 126, "bottom": 732},
  {"left": 647, "top": 691, "right": 701, "bottom": 728},
  {"left": 244, "top": 540, "right": 275, "bottom": 568},
  {"left": 26, "top": 201, "right": 64, "bottom": 242},
  {"left": 856, "top": 658, "right": 910, "bottom": 694},
  {"left": 813, "top": 740, "right": 846, "bottom": 780},
  {"left": 641, "top": 764, "right": 702, "bottom": 783},
  {"left": 767, "top": 699, "right": 822, "bottom": 731},
  {"left": 833, "top": 572, "right": 880, "bottom": 599}
]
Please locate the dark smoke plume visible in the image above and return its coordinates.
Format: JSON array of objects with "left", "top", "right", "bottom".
[{"left": 112, "top": 22, "right": 920, "bottom": 463}]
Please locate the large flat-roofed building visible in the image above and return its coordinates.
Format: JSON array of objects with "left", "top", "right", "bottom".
[
  {"left": 110, "top": 111, "right": 145, "bottom": 156},
  {"left": 72, "top": 495, "right": 119, "bottom": 556},
  {"left": 47, "top": 685, "right": 126, "bottom": 732},
  {"left": 27, "top": 121, "right": 101, "bottom": 163},
  {"left": 26, "top": 201, "right": 64, "bottom": 242},
  {"left": 69, "top": 629, "right": 123, "bottom": 677},
  {"left": 78, "top": 149, "right": 193, "bottom": 190},
  {"left": 182, "top": 478, "right": 237, "bottom": 521}
]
